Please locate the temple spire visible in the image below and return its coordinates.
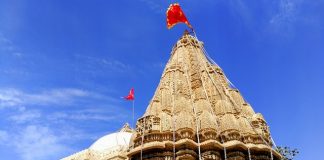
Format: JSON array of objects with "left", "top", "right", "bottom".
[{"left": 128, "top": 32, "right": 281, "bottom": 160}]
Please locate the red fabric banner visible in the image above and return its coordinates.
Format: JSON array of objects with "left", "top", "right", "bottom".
[
  {"left": 166, "top": 3, "right": 192, "bottom": 29},
  {"left": 124, "top": 88, "right": 134, "bottom": 101}
]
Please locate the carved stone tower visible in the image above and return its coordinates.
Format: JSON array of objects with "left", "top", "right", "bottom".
[{"left": 127, "top": 31, "right": 281, "bottom": 160}]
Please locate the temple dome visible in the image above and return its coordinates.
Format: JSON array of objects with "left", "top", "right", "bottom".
[
  {"left": 62, "top": 123, "right": 133, "bottom": 160},
  {"left": 89, "top": 132, "right": 132, "bottom": 152},
  {"left": 89, "top": 124, "right": 133, "bottom": 152}
]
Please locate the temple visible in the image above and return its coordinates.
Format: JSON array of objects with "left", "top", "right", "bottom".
[
  {"left": 62, "top": 31, "right": 281, "bottom": 160},
  {"left": 127, "top": 31, "right": 281, "bottom": 160}
]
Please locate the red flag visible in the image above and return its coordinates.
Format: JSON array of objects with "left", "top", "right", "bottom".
[
  {"left": 124, "top": 88, "right": 134, "bottom": 101},
  {"left": 166, "top": 3, "right": 192, "bottom": 29}
]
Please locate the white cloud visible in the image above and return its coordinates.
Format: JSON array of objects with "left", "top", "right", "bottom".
[
  {"left": 9, "top": 109, "right": 41, "bottom": 124},
  {"left": 12, "top": 125, "right": 72, "bottom": 160},
  {"left": 0, "top": 88, "right": 94, "bottom": 108},
  {"left": 1, "top": 87, "right": 125, "bottom": 125},
  {"left": 1, "top": 87, "right": 125, "bottom": 124},
  {"left": 0, "top": 124, "right": 98, "bottom": 160},
  {"left": 0, "top": 87, "right": 126, "bottom": 159},
  {"left": 0, "top": 89, "right": 23, "bottom": 108},
  {"left": 25, "top": 88, "right": 89, "bottom": 105}
]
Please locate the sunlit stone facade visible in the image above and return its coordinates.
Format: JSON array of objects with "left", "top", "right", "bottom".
[{"left": 127, "top": 32, "right": 281, "bottom": 160}]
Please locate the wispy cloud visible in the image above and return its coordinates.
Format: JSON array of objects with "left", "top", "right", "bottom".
[
  {"left": 8, "top": 109, "right": 41, "bottom": 124},
  {"left": 0, "top": 68, "right": 29, "bottom": 76},
  {"left": 1, "top": 87, "right": 126, "bottom": 124},
  {"left": 74, "top": 54, "right": 132, "bottom": 74},
  {"left": 23, "top": 88, "right": 89, "bottom": 105},
  {"left": 0, "top": 32, "right": 22, "bottom": 57},
  {"left": 0, "top": 89, "right": 22, "bottom": 108},
  {"left": 1, "top": 107, "right": 123, "bottom": 159},
  {"left": 228, "top": 0, "right": 253, "bottom": 26},
  {"left": 269, "top": 0, "right": 303, "bottom": 34},
  {"left": 139, "top": 0, "right": 166, "bottom": 14},
  {"left": 0, "top": 130, "right": 8, "bottom": 143},
  {"left": 270, "top": 0, "right": 297, "bottom": 24},
  {"left": 49, "top": 109, "right": 127, "bottom": 122},
  {"left": 0, "top": 88, "right": 95, "bottom": 109},
  {"left": 0, "top": 33, "right": 13, "bottom": 51},
  {"left": 0, "top": 122, "right": 100, "bottom": 160},
  {"left": 12, "top": 125, "right": 72, "bottom": 160}
]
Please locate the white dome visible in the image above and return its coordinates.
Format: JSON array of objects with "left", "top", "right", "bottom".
[{"left": 89, "top": 132, "right": 132, "bottom": 152}]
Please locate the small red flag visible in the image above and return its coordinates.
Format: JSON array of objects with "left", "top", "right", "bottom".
[
  {"left": 166, "top": 3, "right": 192, "bottom": 29},
  {"left": 124, "top": 88, "right": 134, "bottom": 101}
]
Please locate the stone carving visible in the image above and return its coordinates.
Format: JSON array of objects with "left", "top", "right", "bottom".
[{"left": 128, "top": 31, "right": 281, "bottom": 160}]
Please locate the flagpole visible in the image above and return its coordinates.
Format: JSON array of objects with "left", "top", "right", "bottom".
[{"left": 132, "top": 100, "right": 135, "bottom": 129}]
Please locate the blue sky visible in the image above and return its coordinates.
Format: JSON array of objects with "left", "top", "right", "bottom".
[{"left": 0, "top": 0, "right": 323, "bottom": 159}]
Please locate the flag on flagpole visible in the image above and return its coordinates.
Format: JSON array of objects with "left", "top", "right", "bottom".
[
  {"left": 166, "top": 3, "right": 192, "bottom": 29},
  {"left": 124, "top": 88, "right": 134, "bottom": 101},
  {"left": 124, "top": 88, "right": 135, "bottom": 129}
]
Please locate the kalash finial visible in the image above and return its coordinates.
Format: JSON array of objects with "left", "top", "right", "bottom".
[
  {"left": 183, "top": 29, "right": 190, "bottom": 35},
  {"left": 183, "top": 30, "right": 190, "bottom": 35}
]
